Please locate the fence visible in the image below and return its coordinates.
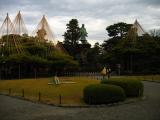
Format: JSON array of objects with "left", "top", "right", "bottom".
[
  {"left": 58, "top": 72, "right": 104, "bottom": 80},
  {"left": 0, "top": 71, "right": 105, "bottom": 80},
  {"left": 0, "top": 88, "right": 82, "bottom": 106}
]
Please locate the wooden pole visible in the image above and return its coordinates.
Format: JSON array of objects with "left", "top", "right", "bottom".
[
  {"left": 59, "top": 94, "right": 62, "bottom": 105},
  {"left": 38, "top": 92, "right": 41, "bottom": 101},
  {"left": 22, "top": 89, "right": 24, "bottom": 97},
  {"left": 19, "top": 64, "right": 21, "bottom": 80},
  {"left": 9, "top": 88, "right": 11, "bottom": 95},
  {"left": 34, "top": 68, "right": 37, "bottom": 80}
]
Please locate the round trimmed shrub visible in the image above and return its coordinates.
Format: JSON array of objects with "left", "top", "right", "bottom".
[
  {"left": 83, "top": 84, "right": 126, "bottom": 105},
  {"left": 101, "top": 79, "right": 143, "bottom": 97}
]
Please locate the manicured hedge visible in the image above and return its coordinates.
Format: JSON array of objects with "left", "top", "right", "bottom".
[
  {"left": 83, "top": 84, "right": 126, "bottom": 105},
  {"left": 101, "top": 79, "right": 143, "bottom": 97}
]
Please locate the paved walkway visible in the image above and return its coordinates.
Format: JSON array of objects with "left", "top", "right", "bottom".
[{"left": 0, "top": 81, "right": 160, "bottom": 120}]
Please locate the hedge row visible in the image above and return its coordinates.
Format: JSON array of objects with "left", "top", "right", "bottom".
[
  {"left": 101, "top": 78, "right": 144, "bottom": 97},
  {"left": 83, "top": 84, "right": 126, "bottom": 104},
  {"left": 83, "top": 78, "right": 144, "bottom": 105}
]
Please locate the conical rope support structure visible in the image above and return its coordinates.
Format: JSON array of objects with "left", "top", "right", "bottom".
[
  {"left": 32, "top": 15, "right": 55, "bottom": 44},
  {"left": 0, "top": 12, "right": 27, "bottom": 56}
]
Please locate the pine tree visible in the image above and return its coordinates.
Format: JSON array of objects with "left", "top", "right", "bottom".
[{"left": 63, "top": 19, "right": 80, "bottom": 46}]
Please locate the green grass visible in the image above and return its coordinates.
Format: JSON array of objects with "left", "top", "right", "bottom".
[
  {"left": 0, "top": 75, "right": 159, "bottom": 105},
  {"left": 0, "top": 77, "right": 99, "bottom": 105}
]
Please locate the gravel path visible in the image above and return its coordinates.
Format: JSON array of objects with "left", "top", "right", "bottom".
[{"left": 0, "top": 81, "right": 160, "bottom": 120}]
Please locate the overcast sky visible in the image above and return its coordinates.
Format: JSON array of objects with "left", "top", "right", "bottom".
[{"left": 0, "top": 0, "right": 160, "bottom": 44}]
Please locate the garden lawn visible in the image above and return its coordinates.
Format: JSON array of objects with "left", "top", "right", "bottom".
[{"left": 0, "top": 77, "right": 99, "bottom": 105}]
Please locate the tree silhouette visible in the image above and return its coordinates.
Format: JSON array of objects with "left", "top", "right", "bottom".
[{"left": 63, "top": 19, "right": 80, "bottom": 46}]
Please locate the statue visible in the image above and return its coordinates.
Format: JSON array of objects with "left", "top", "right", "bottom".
[{"left": 80, "top": 24, "right": 88, "bottom": 43}]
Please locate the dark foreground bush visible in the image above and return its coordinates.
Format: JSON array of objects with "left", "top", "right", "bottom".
[
  {"left": 83, "top": 84, "right": 126, "bottom": 105},
  {"left": 101, "top": 79, "right": 143, "bottom": 97}
]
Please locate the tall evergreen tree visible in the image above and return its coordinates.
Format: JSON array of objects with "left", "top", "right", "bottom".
[{"left": 63, "top": 19, "right": 80, "bottom": 46}]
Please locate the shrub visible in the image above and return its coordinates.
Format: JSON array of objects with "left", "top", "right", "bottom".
[
  {"left": 83, "top": 84, "right": 126, "bottom": 105},
  {"left": 101, "top": 78, "right": 143, "bottom": 97}
]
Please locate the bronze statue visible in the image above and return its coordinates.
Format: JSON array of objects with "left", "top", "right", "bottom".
[{"left": 80, "top": 24, "right": 88, "bottom": 41}]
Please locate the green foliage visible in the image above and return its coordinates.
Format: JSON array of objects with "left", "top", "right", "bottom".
[
  {"left": 102, "top": 21, "right": 160, "bottom": 74},
  {"left": 63, "top": 19, "right": 92, "bottom": 70},
  {"left": 0, "top": 34, "right": 78, "bottom": 79},
  {"left": 25, "top": 44, "right": 47, "bottom": 57},
  {"left": 85, "top": 42, "right": 102, "bottom": 70},
  {"left": 101, "top": 78, "right": 144, "bottom": 97},
  {"left": 102, "top": 37, "right": 121, "bottom": 52},
  {"left": 63, "top": 19, "right": 80, "bottom": 46},
  {"left": 47, "top": 51, "right": 78, "bottom": 68},
  {"left": 1, "top": 21, "right": 160, "bottom": 77},
  {"left": 106, "top": 22, "right": 132, "bottom": 38},
  {"left": 83, "top": 84, "right": 126, "bottom": 105}
]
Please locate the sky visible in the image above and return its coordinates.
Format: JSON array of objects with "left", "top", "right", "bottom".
[{"left": 0, "top": 0, "right": 160, "bottom": 45}]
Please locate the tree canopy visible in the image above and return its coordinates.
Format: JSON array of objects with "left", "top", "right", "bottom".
[
  {"left": 63, "top": 19, "right": 80, "bottom": 46},
  {"left": 1, "top": 20, "right": 160, "bottom": 79},
  {"left": 102, "top": 22, "right": 160, "bottom": 74},
  {"left": 106, "top": 22, "right": 132, "bottom": 38},
  {"left": 0, "top": 35, "right": 78, "bottom": 79}
]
